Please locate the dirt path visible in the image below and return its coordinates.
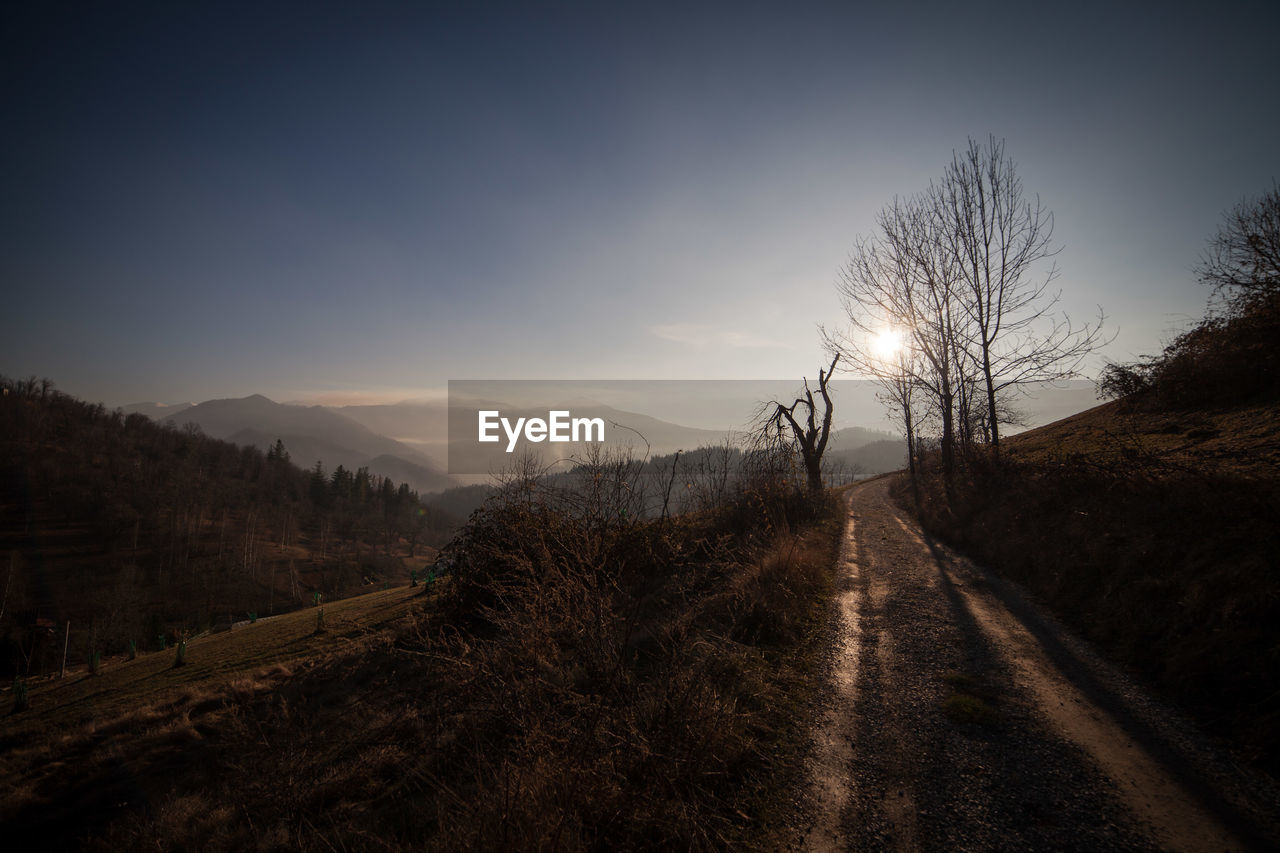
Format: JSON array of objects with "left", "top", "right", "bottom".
[{"left": 803, "top": 476, "right": 1280, "bottom": 851}]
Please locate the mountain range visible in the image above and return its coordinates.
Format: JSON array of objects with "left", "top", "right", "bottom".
[
  {"left": 119, "top": 380, "right": 1098, "bottom": 494},
  {"left": 127, "top": 395, "right": 456, "bottom": 494}
]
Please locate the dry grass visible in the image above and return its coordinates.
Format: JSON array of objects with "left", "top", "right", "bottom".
[
  {"left": 1005, "top": 397, "right": 1280, "bottom": 478},
  {"left": 2, "top": 585, "right": 419, "bottom": 741},
  {"left": 2, "top": 480, "right": 844, "bottom": 850}
]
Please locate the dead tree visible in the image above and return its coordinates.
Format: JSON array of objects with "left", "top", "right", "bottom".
[{"left": 759, "top": 354, "right": 839, "bottom": 493}]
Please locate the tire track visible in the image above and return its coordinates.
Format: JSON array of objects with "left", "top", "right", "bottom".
[{"left": 804, "top": 489, "right": 864, "bottom": 852}]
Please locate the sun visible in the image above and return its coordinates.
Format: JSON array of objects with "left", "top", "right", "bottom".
[{"left": 871, "top": 328, "right": 904, "bottom": 361}]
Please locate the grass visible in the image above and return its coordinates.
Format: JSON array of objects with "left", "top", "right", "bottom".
[
  {"left": 938, "top": 670, "right": 999, "bottom": 727},
  {"left": 2, "top": 584, "right": 421, "bottom": 743},
  {"left": 1002, "top": 397, "right": 1280, "bottom": 478},
  {"left": 2, "top": 478, "right": 846, "bottom": 850},
  {"left": 941, "top": 693, "right": 998, "bottom": 727}
]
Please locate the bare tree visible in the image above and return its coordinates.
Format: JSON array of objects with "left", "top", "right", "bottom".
[
  {"left": 834, "top": 192, "right": 970, "bottom": 486},
  {"left": 879, "top": 346, "right": 929, "bottom": 483},
  {"left": 757, "top": 354, "right": 839, "bottom": 493},
  {"left": 937, "top": 135, "right": 1104, "bottom": 457},
  {"left": 832, "top": 137, "right": 1106, "bottom": 480},
  {"left": 1197, "top": 180, "right": 1280, "bottom": 302}
]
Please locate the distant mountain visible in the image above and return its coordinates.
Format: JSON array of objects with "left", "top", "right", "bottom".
[
  {"left": 119, "top": 401, "right": 193, "bottom": 417},
  {"left": 426, "top": 483, "right": 496, "bottom": 522},
  {"left": 226, "top": 428, "right": 358, "bottom": 468},
  {"left": 334, "top": 401, "right": 449, "bottom": 469},
  {"left": 129, "top": 382, "right": 1091, "bottom": 489},
  {"left": 827, "top": 438, "right": 907, "bottom": 475},
  {"left": 548, "top": 402, "right": 734, "bottom": 454},
  {"left": 826, "top": 425, "right": 901, "bottom": 452},
  {"left": 326, "top": 381, "right": 1095, "bottom": 462},
  {"left": 158, "top": 395, "right": 455, "bottom": 494},
  {"left": 364, "top": 454, "right": 454, "bottom": 495}
]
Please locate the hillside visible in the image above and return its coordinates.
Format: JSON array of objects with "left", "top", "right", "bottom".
[
  {"left": 0, "top": 584, "right": 424, "bottom": 849},
  {"left": 825, "top": 436, "right": 906, "bottom": 476},
  {"left": 156, "top": 395, "right": 456, "bottom": 495},
  {"left": 2, "top": 428, "right": 845, "bottom": 850},
  {"left": 0, "top": 383, "right": 457, "bottom": 682},
  {"left": 908, "top": 378, "right": 1280, "bottom": 773},
  {"left": 1006, "top": 396, "right": 1280, "bottom": 476}
]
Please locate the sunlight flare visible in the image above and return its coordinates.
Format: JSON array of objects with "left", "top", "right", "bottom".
[{"left": 871, "top": 328, "right": 904, "bottom": 361}]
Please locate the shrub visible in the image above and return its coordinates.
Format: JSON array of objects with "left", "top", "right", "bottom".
[
  {"left": 1097, "top": 360, "right": 1152, "bottom": 400},
  {"left": 406, "top": 462, "right": 841, "bottom": 848},
  {"left": 1099, "top": 291, "right": 1280, "bottom": 409}
]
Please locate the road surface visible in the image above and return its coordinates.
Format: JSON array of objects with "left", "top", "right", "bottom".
[{"left": 803, "top": 476, "right": 1280, "bottom": 851}]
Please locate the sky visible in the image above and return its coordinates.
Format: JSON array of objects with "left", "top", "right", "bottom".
[{"left": 3, "top": 0, "right": 1277, "bottom": 408}]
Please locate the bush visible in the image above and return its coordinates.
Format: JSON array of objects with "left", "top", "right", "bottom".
[
  {"left": 399, "top": 458, "right": 841, "bottom": 847},
  {"left": 1099, "top": 291, "right": 1280, "bottom": 409},
  {"left": 1097, "top": 360, "right": 1152, "bottom": 400},
  {"left": 1, "top": 445, "right": 845, "bottom": 850}
]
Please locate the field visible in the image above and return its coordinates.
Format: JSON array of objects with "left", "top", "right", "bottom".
[
  {"left": 4, "top": 584, "right": 422, "bottom": 738},
  {"left": 1, "top": 583, "right": 431, "bottom": 847}
]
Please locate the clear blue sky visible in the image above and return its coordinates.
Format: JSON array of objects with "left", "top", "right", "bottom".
[{"left": 3, "top": 0, "right": 1277, "bottom": 406}]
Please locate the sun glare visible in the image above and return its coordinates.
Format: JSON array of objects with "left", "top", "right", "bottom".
[{"left": 871, "top": 328, "right": 904, "bottom": 361}]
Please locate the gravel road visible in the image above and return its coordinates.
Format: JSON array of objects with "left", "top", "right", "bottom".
[{"left": 802, "top": 476, "right": 1280, "bottom": 852}]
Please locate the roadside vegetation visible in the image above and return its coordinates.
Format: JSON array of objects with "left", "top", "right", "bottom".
[{"left": 3, "top": 430, "right": 843, "bottom": 849}]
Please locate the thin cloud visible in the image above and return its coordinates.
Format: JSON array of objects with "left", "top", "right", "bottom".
[{"left": 650, "top": 323, "right": 789, "bottom": 349}]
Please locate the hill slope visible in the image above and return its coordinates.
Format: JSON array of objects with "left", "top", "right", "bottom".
[
  {"left": 159, "top": 394, "right": 455, "bottom": 493},
  {"left": 0, "top": 385, "right": 456, "bottom": 682},
  {"left": 909, "top": 394, "right": 1280, "bottom": 774}
]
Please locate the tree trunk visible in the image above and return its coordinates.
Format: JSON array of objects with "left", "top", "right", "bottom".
[
  {"left": 983, "top": 348, "right": 1000, "bottom": 460},
  {"left": 804, "top": 452, "right": 824, "bottom": 493}
]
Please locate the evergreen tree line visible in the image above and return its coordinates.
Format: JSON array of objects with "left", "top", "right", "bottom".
[{"left": 0, "top": 376, "right": 456, "bottom": 677}]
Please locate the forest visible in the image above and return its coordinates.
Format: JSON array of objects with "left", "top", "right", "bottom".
[{"left": 0, "top": 380, "right": 457, "bottom": 678}]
